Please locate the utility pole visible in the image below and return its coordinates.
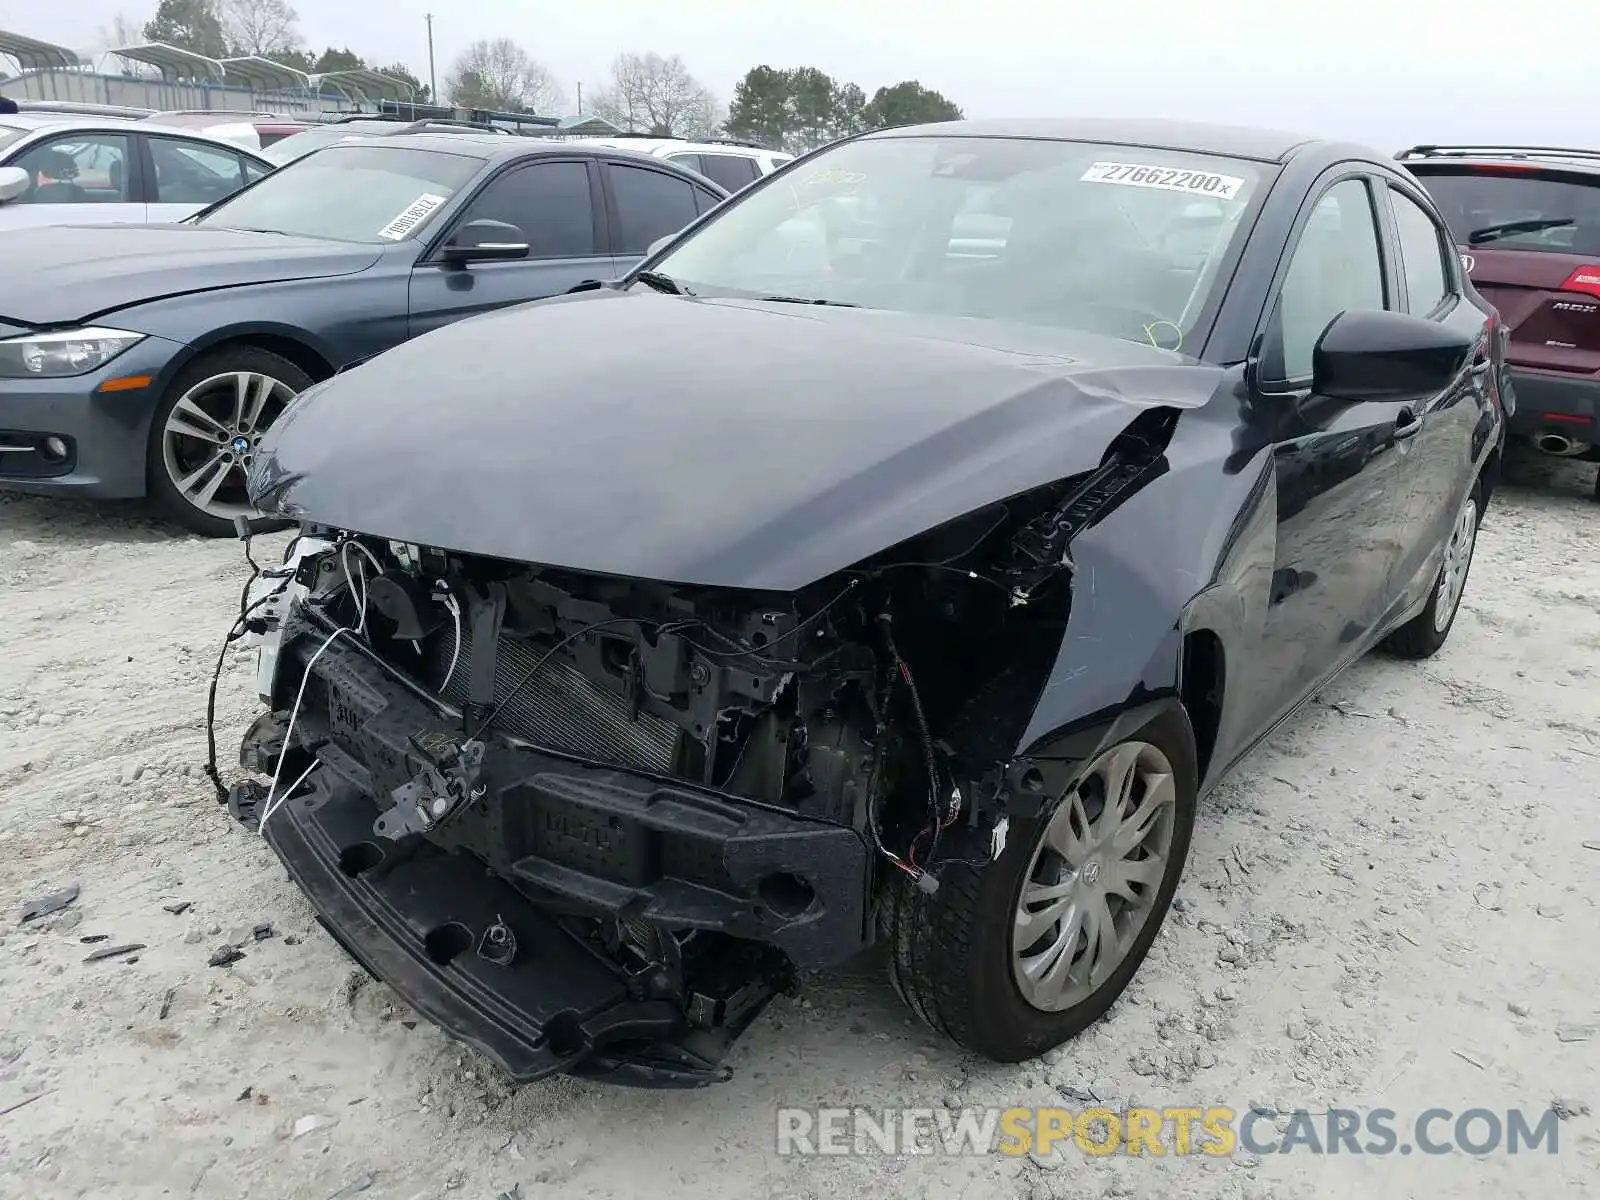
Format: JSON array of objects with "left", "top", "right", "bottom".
[
  {"left": 425, "top": 13, "right": 437, "bottom": 105},
  {"left": 576, "top": 82, "right": 582, "bottom": 114}
]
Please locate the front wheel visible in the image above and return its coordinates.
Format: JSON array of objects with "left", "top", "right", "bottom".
[
  {"left": 881, "top": 706, "right": 1198, "bottom": 1062},
  {"left": 146, "top": 346, "right": 311, "bottom": 536},
  {"left": 1384, "top": 481, "right": 1481, "bottom": 659}
]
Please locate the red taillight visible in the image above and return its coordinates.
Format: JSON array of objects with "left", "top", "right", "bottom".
[{"left": 1559, "top": 266, "right": 1600, "bottom": 299}]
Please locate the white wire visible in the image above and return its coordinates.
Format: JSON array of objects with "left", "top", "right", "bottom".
[
  {"left": 256, "top": 623, "right": 354, "bottom": 837},
  {"left": 437, "top": 583, "right": 462, "bottom": 691},
  {"left": 339, "top": 539, "right": 384, "bottom": 636}
]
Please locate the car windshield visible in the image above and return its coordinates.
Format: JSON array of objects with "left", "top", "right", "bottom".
[
  {"left": 196, "top": 143, "right": 480, "bottom": 242},
  {"left": 1412, "top": 167, "right": 1600, "bottom": 256},
  {"left": 262, "top": 127, "right": 386, "bottom": 165},
  {"left": 650, "top": 135, "right": 1268, "bottom": 351},
  {"left": 0, "top": 123, "right": 29, "bottom": 153}
]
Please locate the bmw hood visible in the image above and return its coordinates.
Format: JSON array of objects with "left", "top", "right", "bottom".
[
  {"left": 251, "top": 291, "right": 1226, "bottom": 590},
  {"left": 0, "top": 224, "right": 382, "bottom": 327}
]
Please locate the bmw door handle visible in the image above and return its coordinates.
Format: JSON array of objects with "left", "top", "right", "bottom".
[{"left": 1393, "top": 408, "right": 1422, "bottom": 440}]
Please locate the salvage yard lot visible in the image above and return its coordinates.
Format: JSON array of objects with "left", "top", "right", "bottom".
[{"left": 1, "top": 454, "right": 1597, "bottom": 1200}]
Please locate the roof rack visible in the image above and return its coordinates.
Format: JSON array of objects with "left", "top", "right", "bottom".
[
  {"left": 1397, "top": 144, "right": 1600, "bottom": 163},
  {"left": 702, "top": 137, "right": 769, "bottom": 151},
  {"left": 328, "top": 112, "right": 406, "bottom": 124},
  {"left": 396, "top": 118, "right": 509, "bottom": 135},
  {"left": 15, "top": 100, "right": 154, "bottom": 119}
]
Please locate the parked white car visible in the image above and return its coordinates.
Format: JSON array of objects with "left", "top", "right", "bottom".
[
  {"left": 566, "top": 136, "right": 792, "bottom": 192},
  {"left": 0, "top": 115, "right": 273, "bottom": 230}
]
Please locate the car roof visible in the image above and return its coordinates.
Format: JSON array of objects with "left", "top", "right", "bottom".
[
  {"left": 860, "top": 117, "right": 1334, "bottom": 164},
  {"left": 0, "top": 113, "right": 269, "bottom": 155},
  {"left": 570, "top": 137, "right": 775, "bottom": 157},
  {"left": 327, "top": 131, "right": 729, "bottom": 175}
]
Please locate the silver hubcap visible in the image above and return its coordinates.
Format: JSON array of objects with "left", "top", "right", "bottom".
[
  {"left": 1432, "top": 495, "right": 1478, "bottom": 633},
  {"left": 1011, "top": 740, "right": 1177, "bottom": 1012},
  {"left": 161, "top": 371, "right": 294, "bottom": 520}
]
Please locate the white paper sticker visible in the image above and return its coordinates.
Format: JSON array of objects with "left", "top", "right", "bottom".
[
  {"left": 376, "top": 192, "right": 448, "bottom": 241},
  {"left": 1080, "top": 161, "right": 1245, "bottom": 201}
]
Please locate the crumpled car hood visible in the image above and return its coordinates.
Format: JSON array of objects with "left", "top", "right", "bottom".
[
  {"left": 0, "top": 224, "right": 381, "bottom": 326},
  {"left": 251, "top": 291, "right": 1225, "bottom": 590}
]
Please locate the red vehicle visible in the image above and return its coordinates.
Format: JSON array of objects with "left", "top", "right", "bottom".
[{"left": 1401, "top": 144, "right": 1600, "bottom": 499}]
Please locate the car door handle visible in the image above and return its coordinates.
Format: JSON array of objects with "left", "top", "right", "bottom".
[{"left": 1393, "top": 408, "right": 1422, "bottom": 440}]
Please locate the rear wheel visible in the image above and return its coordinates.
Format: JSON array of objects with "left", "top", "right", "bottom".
[
  {"left": 881, "top": 706, "right": 1197, "bottom": 1061},
  {"left": 147, "top": 346, "right": 309, "bottom": 536},
  {"left": 1384, "top": 481, "right": 1481, "bottom": 659}
]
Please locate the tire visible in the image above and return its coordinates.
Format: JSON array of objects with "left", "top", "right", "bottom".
[
  {"left": 1383, "top": 480, "right": 1482, "bottom": 659},
  {"left": 146, "top": 345, "right": 312, "bottom": 537},
  {"left": 881, "top": 705, "right": 1198, "bottom": 1062}
]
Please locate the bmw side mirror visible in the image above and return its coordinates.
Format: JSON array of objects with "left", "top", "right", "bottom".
[
  {"left": 0, "top": 166, "right": 31, "bottom": 204},
  {"left": 1312, "top": 309, "right": 1473, "bottom": 403},
  {"left": 443, "top": 218, "right": 530, "bottom": 265}
]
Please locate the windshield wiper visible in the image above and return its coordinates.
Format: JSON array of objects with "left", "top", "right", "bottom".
[
  {"left": 757, "top": 295, "right": 860, "bottom": 307},
  {"left": 1467, "top": 218, "right": 1575, "bottom": 245},
  {"left": 632, "top": 270, "right": 692, "bottom": 295}
]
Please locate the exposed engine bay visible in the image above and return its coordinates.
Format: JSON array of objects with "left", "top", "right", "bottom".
[{"left": 230, "top": 408, "right": 1175, "bottom": 1085}]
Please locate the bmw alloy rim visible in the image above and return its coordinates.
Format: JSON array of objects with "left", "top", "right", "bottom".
[{"left": 161, "top": 371, "right": 295, "bottom": 521}]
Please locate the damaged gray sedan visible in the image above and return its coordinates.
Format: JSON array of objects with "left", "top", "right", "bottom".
[{"left": 228, "top": 117, "right": 1506, "bottom": 1086}]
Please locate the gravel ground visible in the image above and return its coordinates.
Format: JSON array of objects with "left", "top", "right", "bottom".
[{"left": 0, "top": 449, "right": 1596, "bottom": 1200}]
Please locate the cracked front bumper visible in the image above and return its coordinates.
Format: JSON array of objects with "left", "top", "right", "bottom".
[{"left": 237, "top": 605, "right": 872, "bottom": 1085}]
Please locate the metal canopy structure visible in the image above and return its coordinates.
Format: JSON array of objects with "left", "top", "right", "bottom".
[
  {"left": 309, "top": 69, "right": 414, "bottom": 104},
  {"left": 110, "top": 42, "right": 223, "bottom": 82},
  {"left": 221, "top": 56, "right": 309, "bottom": 92},
  {"left": 0, "top": 29, "right": 82, "bottom": 71}
]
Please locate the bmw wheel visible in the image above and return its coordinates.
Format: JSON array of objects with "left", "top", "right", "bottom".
[
  {"left": 147, "top": 346, "right": 311, "bottom": 536},
  {"left": 881, "top": 705, "right": 1198, "bottom": 1061}
]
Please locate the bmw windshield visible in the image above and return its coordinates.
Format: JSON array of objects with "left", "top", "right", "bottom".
[
  {"left": 647, "top": 135, "right": 1269, "bottom": 352},
  {"left": 196, "top": 143, "right": 481, "bottom": 243}
]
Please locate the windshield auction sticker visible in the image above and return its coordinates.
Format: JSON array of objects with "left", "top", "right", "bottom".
[
  {"left": 1080, "top": 161, "right": 1245, "bottom": 200},
  {"left": 377, "top": 193, "right": 448, "bottom": 241}
]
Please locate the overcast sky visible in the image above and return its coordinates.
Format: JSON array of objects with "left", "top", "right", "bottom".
[{"left": 6, "top": 0, "right": 1598, "bottom": 148}]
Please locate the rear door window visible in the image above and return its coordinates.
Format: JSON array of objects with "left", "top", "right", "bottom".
[
  {"left": 148, "top": 135, "right": 249, "bottom": 204},
  {"left": 1387, "top": 187, "right": 1452, "bottom": 314},
  {"left": 697, "top": 153, "right": 761, "bottom": 192},
  {"left": 1413, "top": 168, "right": 1600, "bottom": 255},
  {"left": 606, "top": 162, "right": 701, "bottom": 253}
]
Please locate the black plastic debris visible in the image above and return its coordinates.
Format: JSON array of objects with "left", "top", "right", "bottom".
[
  {"left": 208, "top": 944, "right": 246, "bottom": 968},
  {"left": 237, "top": 1086, "right": 253, "bottom": 1102},
  {"left": 284, "top": 935, "right": 301, "bottom": 946},
  {"left": 83, "top": 943, "right": 144, "bottom": 963},
  {"left": 16, "top": 881, "right": 80, "bottom": 925},
  {"left": 79, "top": 934, "right": 109, "bottom": 944},
  {"left": 159, "top": 987, "right": 177, "bottom": 1020},
  {"left": 163, "top": 901, "right": 192, "bottom": 916},
  {"left": 252, "top": 923, "right": 274, "bottom": 942}
]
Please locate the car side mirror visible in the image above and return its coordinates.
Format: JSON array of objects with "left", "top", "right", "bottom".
[
  {"left": 442, "top": 218, "right": 530, "bottom": 265},
  {"left": 646, "top": 235, "right": 674, "bottom": 258},
  {"left": 1312, "top": 309, "right": 1474, "bottom": 402},
  {"left": 0, "top": 166, "right": 31, "bottom": 204}
]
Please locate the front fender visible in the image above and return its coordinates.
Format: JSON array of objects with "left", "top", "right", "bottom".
[{"left": 1017, "top": 388, "right": 1274, "bottom": 757}]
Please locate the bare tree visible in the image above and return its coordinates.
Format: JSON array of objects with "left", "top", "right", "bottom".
[
  {"left": 220, "top": 0, "right": 301, "bottom": 57},
  {"left": 98, "top": 11, "right": 146, "bottom": 51},
  {"left": 443, "top": 38, "right": 566, "bottom": 113},
  {"left": 590, "top": 53, "right": 720, "bottom": 139}
]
